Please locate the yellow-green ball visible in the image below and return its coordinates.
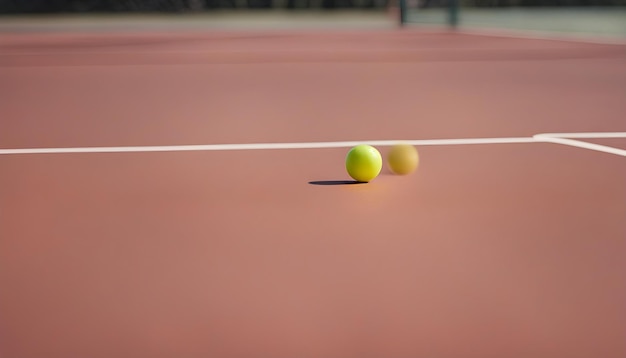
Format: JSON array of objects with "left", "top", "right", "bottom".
[
  {"left": 387, "top": 144, "right": 419, "bottom": 175},
  {"left": 345, "top": 145, "right": 382, "bottom": 182}
]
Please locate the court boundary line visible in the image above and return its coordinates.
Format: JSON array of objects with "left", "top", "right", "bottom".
[
  {"left": 453, "top": 28, "right": 626, "bottom": 46},
  {"left": 2, "top": 36, "right": 624, "bottom": 57},
  {"left": 534, "top": 133, "right": 626, "bottom": 157},
  {"left": 1, "top": 28, "right": 624, "bottom": 58},
  {"left": 1, "top": 132, "right": 625, "bottom": 157}
]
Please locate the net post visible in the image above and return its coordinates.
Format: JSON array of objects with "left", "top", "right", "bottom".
[
  {"left": 448, "top": 0, "right": 459, "bottom": 29},
  {"left": 398, "top": 0, "right": 407, "bottom": 27}
]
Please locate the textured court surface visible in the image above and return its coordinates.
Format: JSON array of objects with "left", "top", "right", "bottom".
[{"left": 1, "top": 27, "right": 625, "bottom": 358}]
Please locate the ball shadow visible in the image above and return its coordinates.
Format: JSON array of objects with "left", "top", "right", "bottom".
[{"left": 308, "top": 180, "right": 366, "bottom": 186}]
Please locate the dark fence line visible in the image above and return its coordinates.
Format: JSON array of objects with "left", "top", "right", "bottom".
[
  {"left": 0, "top": 0, "right": 624, "bottom": 13},
  {"left": 0, "top": 0, "right": 387, "bottom": 13}
]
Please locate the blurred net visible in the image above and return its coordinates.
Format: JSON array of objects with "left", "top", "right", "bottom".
[
  {"left": 400, "top": 0, "right": 626, "bottom": 39},
  {"left": 0, "top": 0, "right": 390, "bottom": 13}
]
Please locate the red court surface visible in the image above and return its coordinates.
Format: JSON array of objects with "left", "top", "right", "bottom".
[{"left": 1, "top": 28, "right": 626, "bottom": 358}]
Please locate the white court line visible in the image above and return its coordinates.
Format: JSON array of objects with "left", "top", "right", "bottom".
[
  {"left": 1, "top": 132, "right": 625, "bottom": 156},
  {"left": 538, "top": 132, "right": 626, "bottom": 139},
  {"left": 2, "top": 30, "right": 624, "bottom": 57},
  {"left": 0, "top": 137, "right": 536, "bottom": 155},
  {"left": 534, "top": 133, "right": 626, "bottom": 157},
  {"left": 1, "top": 41, "right": 623, "bottom": 57},
  {"left": 456, "top": 28, "right": 626, "bottom": 46},
  {"left": 0, "top": 49, "right": 441, "bottom": 56}
]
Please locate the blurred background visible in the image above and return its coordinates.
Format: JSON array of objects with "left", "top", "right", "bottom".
[
  {"left": 402, "top": 0, "right": 626, "bottom": 39},
  {"left": 0, "top": 0, "right": 390, "bottom": 12},
  {"left": 0, "top": 0, "right": 624, "bottom": 12},
  {"left": 0, "top": 0, "right": 624, "bottom": 40}
]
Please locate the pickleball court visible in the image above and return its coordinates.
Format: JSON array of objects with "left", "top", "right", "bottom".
[{"left": 1, "top": 12, "right": 625, "bottom": 358}]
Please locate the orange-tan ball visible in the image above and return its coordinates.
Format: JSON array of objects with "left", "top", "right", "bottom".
[{"left": 387, "top": 144, "right": 419, "bottom": 175}]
